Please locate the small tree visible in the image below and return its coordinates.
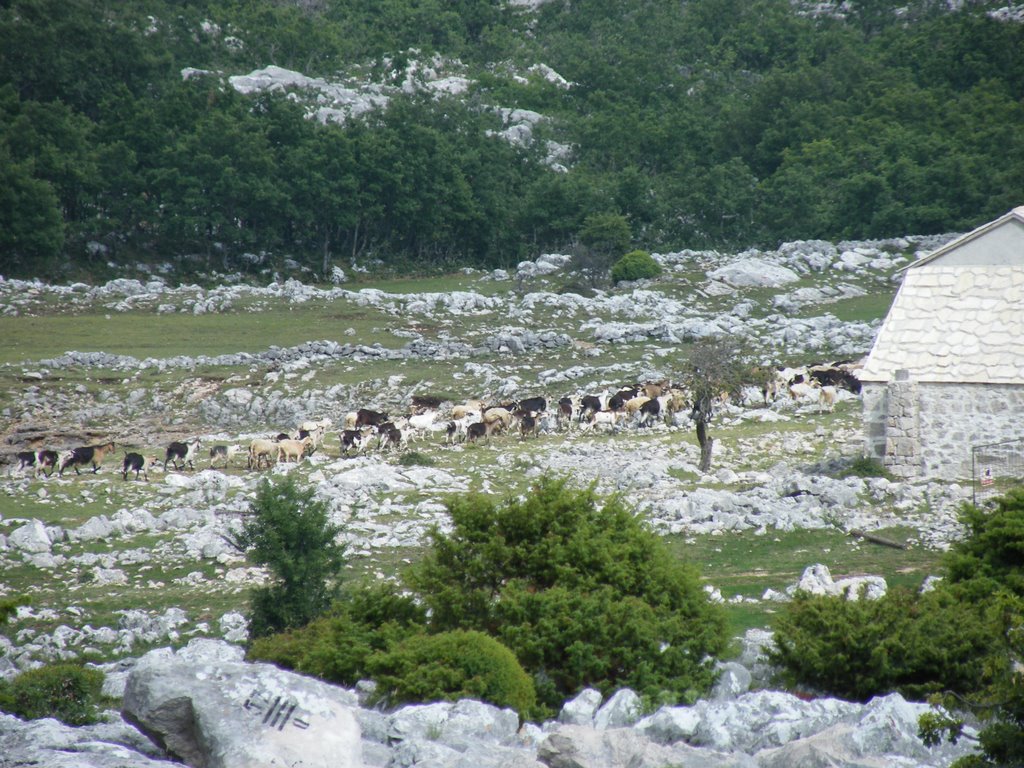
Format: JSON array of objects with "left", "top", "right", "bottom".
[
  {"left": 234, "top": 476, "right": 345, "bottom": 638},
  {"left": 678, "top": 335, "right": 750, "bottom": 472}
]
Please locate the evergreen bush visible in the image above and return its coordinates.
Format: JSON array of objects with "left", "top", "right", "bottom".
[
  {"left": 770, "top": 586, "right": 1000, "bottom": 702},
  {"left": 409, "top": 475, "right": 727, "bottom": 715},
  {"left": 0, "top": 663, "right": 104, "bottom": 725},
  {"left": 366, "top": 630, "right": 536, "bottom": 718},
  {"left": 234, "top": 476, "right": 345, "bottom": 638},
  {"left": 247, "top": 582, "right": 426, "bottom": 686},
  {"left": 610, "top": 250, "right": 662, "bottom": 284}
]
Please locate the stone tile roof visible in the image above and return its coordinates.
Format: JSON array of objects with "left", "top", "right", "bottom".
[{"left": 859, "top": 207, "right": 1024, "bottom": 384}]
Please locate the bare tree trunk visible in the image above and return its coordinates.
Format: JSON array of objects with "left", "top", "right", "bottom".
[{"left": 696, "top": 419, "right": 714, "bottom": 472}]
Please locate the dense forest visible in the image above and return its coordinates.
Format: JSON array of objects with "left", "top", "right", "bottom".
[{"left": 1, "top": 0, "right": 1023, "bottom": 280}]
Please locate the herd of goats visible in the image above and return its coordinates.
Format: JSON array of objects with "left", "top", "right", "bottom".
[{"left": 8, "top": 362, "right": 862, "bottom": 482}]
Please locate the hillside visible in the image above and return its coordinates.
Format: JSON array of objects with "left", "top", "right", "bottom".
[
  {"left": 0, "top": 233, "right": 970, "bottom": 671},
  {"left": 2, "top": 0, "right": 1023, "bottom": 279}
]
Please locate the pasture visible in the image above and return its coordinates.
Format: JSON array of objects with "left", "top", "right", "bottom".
[{"left": 0, "top": 255, "right": 954, "bottom": 663}]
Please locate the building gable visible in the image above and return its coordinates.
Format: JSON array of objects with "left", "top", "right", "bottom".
[{"left": 859, "top": 206, "right": 1024, "bottom": 384}]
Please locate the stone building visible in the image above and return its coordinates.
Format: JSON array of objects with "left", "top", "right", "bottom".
[{"left": 858, "top": 206, "right": 1024, "bottom": 480}]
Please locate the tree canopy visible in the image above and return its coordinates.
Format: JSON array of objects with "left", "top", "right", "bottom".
[{"left": 2, "top": 0, "right": 1022, "bottom": 279}]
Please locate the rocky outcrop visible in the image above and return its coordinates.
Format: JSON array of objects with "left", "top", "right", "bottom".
[
  {"left": 0, "top": 638, "right": 980, "bottom": 768},
  {"left": 121, "top": 640, "right": 361, "bottom": 768}
]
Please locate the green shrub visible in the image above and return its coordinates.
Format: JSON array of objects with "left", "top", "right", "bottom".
[
  {"left": 919, "top": 492, "right": 1024, "bottom": 766},
  {"left": 409, "top": 475, "right": 727, "bottom": 715},
  {"left": 944, "top": 488, "right": 1024, "bottom": 601},
  {"left": 367, "top": 630, "right": 536, "bottom": 717},
  {"left": 234, "top": 476, "right": 346, "bottom": 638},
  {"left": 398, "top": 451, "right": 435, "bottom": 467},
  {"left": 0, "top": 663, "right": 104, "bottom": 725},
  {"left": 247, "top": 582, "right": 426, "bottom": 686},
  {"left": 837, "top": 455, "right": 893, "bottom": 480},
  {"left": 770, "top": 586, "right": 1001, "bottom": 702},
  {"left": 611, "top": 250, "right": 662, "bottom": 284}
]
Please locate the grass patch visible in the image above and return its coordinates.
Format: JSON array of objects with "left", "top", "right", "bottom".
[{"left": 671, "top": 526, "right": 941, "bottom": 636}]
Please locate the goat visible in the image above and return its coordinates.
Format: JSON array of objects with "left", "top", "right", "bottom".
[
  {"left": 579, "top": 394, "right": 603, "bottom": 422},
  {"left": 209, "top": 444, "right": 241, "bottom": 468},
  {"left": 585, "top": 410, "right": 621, "bottom": 432},
  {"left": 624, "top": 395, "right": 651, "bottom": 417},
  {"left": 557, "top": 396, "right": 575, "bottom": 430},
  {"left": 247, "top": 438, "right": 279, "bottom": 470},
  {"left": 340, "top": 428, "right": 373, "bottom": 456},
  {"left": 466, "top": 420, "right": 499, "bottom": 444},
  {"left": 637, "top": 396, "right": 662, "bottom": 427},
  {"left": 445, "top": 416, "right": 476, "bottom": 445},
  {"left": 379, "top": 423, "right": 405, "bottom": 452},
  {"left": 405, "top": 410, "right": 438, "bottom": 441},
  {"left": 164, "top": 439, "right": 201, "bottom": 471},
  {"left": 59, "top": 441, "right": 116, "bottom": 476},
  {"left": 16, "top": 450, "right": 59, "bottom": 478},
  {"left": 354, "top": 409, "right": 389, "bottom": 429},
  {"left": 482, "top": 407, "right": 513, "bottom": 433},
  {"left": 122, "top": 453, "right": 157, "bottom": 481},
  {"left": 277, "top": 437, "right": 313, "bottom": 463},
  {"left": 817, "top": 385, "right": 838, "bottom": 413},
  {"left": 517, "top": 396, "right": 547, "bottom": 414},
  {"left": 518, "top": 413, "right": 540, "bottom": 439}
]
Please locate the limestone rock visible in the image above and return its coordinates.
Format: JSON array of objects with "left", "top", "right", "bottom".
[
  {"left": 122, "top": 644, "right": 361, "bottom": 768},
  {"left": 558, "top": 688, "right": 603, "bottom": 726}
]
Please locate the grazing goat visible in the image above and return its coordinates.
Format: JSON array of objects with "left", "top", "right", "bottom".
[
  {"left": 482, "top": 407, "right": 513, "bottom": 432},
  {"left": 340, "top": 428, "right": 373, "bottom": 456},
  {"left": 517, "top": 396, "right": 547, "bottom": 414},
  {"left": 378, "top": 423, "right": 405, "bottom": 452},
  {"left": 59, "top": 441, "right": 116, "bottom": 476},
  {"left": 122, "top": 453, "right": 157, "bottom": 481},
  {"left": 277, "top": 436, "right": 313, "bottom": 463},
  {"left": 557, "top": 396, "right": 575, "bottom": 429},
  {"left": 209, "top": 444, "right": 241, "bottom": 468},
  {"left": 466, "top": 420, "right": 499, "bottom": 444},
  {"left": 637, "top": 396, "right": 662, "bottom": 427},
  {"left": 164, "top": 439, "right": 201, "bottom": 471},
  {"left": 355, "top": 409, "right": 389, "bottom": 429},
  {"left": 405, "top": 410, "right": 438, "bottom": 441},
  {"left": 518, "top": 413, "right": 539, "bottom": 439},
  {"left": 16, "top": 450, "right": 59, "bottom": 478},
  {"left": 579, "top": 394, "right": 603, "bottom": 422},
  {"left": 247, "top": 438, "right": 278, "bottom": 470},
  {"left": 585, "top": 410, "right": 621, "bottom": 432}
]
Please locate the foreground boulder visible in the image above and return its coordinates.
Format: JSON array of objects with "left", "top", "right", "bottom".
[{"left": 122, "top": 640, "right": 361, "bottom": 768}]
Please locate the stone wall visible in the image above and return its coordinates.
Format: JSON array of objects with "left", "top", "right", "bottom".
[{"left": 863, "top": 378, "right": 1024, "bottom": 480}]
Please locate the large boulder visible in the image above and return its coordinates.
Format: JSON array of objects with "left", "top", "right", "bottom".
[{"left": 122, "top": 641, "right": 361, "bottom": 768}]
